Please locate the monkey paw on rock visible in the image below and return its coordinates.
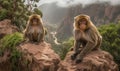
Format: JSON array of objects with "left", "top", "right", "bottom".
[
  {"left": 71, "top": 54, "right": 83, "bottom": 64},
  {"left": 75, "top": 58, "right": 82, "bottom": 63},
  {"left": 71, "top": 54, "right": 76, "bottom": 60},
  {"left": 71, "top": 53, "right": 78, "bottom": 60}
]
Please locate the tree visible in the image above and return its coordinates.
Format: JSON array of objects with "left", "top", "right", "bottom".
[{"left": 0, "top": 0, "right": 42, "bottom": 31}]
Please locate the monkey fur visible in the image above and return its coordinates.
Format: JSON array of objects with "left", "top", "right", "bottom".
[
  {"left": 24, "top": 14, "right": 46, "bottom": 43},
  {"left": 71, "top": 14, "right": 102, "bottom": 63}
]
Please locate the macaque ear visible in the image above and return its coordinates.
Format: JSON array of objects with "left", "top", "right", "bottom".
[
  {"left": 86, "top": 15, "right": 90, "bottom": 20},
  {"left": 74, "top": 16, "right": 78, "bottom": 22}
]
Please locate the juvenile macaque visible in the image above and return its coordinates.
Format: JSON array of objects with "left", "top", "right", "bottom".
[
  {"left": 71, "top": 14, "right": 102, "bottom": 63},
  {"left": 24, "top": 14, "right": 46, "bottom": 43}
]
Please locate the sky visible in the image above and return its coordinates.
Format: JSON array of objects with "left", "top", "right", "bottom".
[{"left": 38, "top": 0, "right": 120, "bottom": 7}]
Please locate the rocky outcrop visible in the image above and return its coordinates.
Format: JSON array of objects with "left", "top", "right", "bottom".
[
  {"left": 58, "top": 50, "right": 119, "bottom": 71},
  {"left": 0, "top": 19, "right": 18, "bottom": 39},
  {"left": 0, "top": 42, "right": 60, "bottom": 71},
  {"left": 18, "top": 42, "right": 60, "bottom": 71}
]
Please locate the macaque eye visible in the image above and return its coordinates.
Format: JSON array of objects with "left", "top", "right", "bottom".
[
  {"left": 78, "top": 19, "right": 87, "bottom": 25},
  {"left": 33, "top": 18, "right": 38, "bottom": 22}
]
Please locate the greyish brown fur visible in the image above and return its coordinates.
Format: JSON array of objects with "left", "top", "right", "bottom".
[
  {"left": 71, "top": 14, "right": 102, "bottom": 63},
  {"left": 24, "top": 14, "right": 46, "bottom": 43}
]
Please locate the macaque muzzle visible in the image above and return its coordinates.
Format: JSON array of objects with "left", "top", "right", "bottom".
[
  {"left": 78, "top": 18, "right": 87, "bottom": 26},
  {"left": 31, "top": 18, "right": 39, "bottom": 25}
]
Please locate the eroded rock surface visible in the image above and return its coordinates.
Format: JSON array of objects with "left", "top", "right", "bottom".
[
  {"left": 58, "top": 50, "right": 119, "bottom": 71},
  {"left": 19, "top": 42, "right": 60, "bottom": 71},
  {"left": 0, "top": 19, "right": 18, "bottom": 39}
]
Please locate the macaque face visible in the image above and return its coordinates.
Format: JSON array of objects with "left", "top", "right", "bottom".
[
  {"left": 32, "top": 18, "right": 38, "bottom": 25},
  {"left": 78, "top": 18, "right": 87, "bottom": 31}
]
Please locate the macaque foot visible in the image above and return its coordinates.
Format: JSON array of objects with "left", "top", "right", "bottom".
[
  {"left": 71, "top": 54, "right": 76, "bottom": 60},
  {"left": 34, "top": 40, "right": 44, "bottom": 45},
  {"left": 75, "top": 58, "right": 82, "bottom": 64},
  {"left": 34, "top": 42, "right": 40, "bottom": 45}
]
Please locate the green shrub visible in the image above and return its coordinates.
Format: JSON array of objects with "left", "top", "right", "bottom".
[
  {"left": 52, "top": 37, "right": 74, "bottom": 60},
  {"left": 98, "top": 23, "right": 120, "bottom": 69},
  {"left": 34, "top": 8, "right": 43, "bottom": 17},
  {"left": 60, "top": 37, "right": 74, "bottom": 60},
  {"left": 0, "top": 32, "right": 24, "bottom": 71},
  {"left": 0, "top": 32, "right": 23, "bottom": 52},
  {"left": 0, "top": 9, "right": 8, "bottom": 20}
]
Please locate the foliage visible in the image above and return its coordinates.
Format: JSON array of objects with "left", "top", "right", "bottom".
[
  {"left": 98, "top": 23, "right": 120, "bottom": 69},
  {"left": 60, "top": 37, "right": 74, "bottom": 60},
  {"left": 0, "top": 32, "right": 24, "bottom": 71},
  {"left": 52, "top": 37, "right": 74, "bottom": 60},
  {"left": 0, "top": 0, "right": 42, "bottom": 31}
]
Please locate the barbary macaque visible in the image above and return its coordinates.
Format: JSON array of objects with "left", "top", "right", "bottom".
[
  {"left": 71, "top": 14, "right": 102, "bottom": 63},
  {"left": 23, "top": 14, "right": 46, "bottom": 43}
]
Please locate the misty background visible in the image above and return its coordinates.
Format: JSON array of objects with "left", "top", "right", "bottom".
[
  {"left": 38, "top": 0, "right": 120, "bottom": 42},
  {"left": 38, "top": 0, "right": 120, "bottom": 24}
]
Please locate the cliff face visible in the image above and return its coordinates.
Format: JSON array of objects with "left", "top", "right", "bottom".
[
  {"left": 18, "top": 42, "right": 60, "bottom": 71},
  {"left": 56, "top": 3, "right": 120, "bottom": 41},
  {"left": 0, "top": 19, "right": 18, "bottom": 39}
]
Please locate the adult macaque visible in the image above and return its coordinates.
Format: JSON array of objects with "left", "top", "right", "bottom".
[
  {"left": 24, "top": 14, "right": 46, "bottom": 43},
  {"left": 71, "top": 14, "right": 102, "bottom": 63}
]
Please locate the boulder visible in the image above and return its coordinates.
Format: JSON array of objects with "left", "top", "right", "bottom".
[
  {"left": 58, "top": 50, "right": 119, "bottom": 71},
  {"left": 18, "top": 42, "right": 60, "bottom": 71}
]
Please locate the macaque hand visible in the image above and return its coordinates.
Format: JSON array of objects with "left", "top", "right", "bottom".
[
  {"left": 71, "top": 54, "right": 76, "bottom": 60},
  {"left": 75, "top": 57, "right": 83, "bottom": 64}
]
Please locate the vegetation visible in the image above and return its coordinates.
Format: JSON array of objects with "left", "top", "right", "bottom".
[
  {"left": 98, "top": 23, "right": 120, "bottom": 69},
  {"left": 60, "top": 37, "right": 74, "bottom": 60},
  {"left": 52, "top": 37, "right": 74, "bottom": 60},
  {"left": 0, "top": 0, "right": 42, "bottom": 31},
  {"left": 0, "top": 32, "right": 24, "bottom": 71}
]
